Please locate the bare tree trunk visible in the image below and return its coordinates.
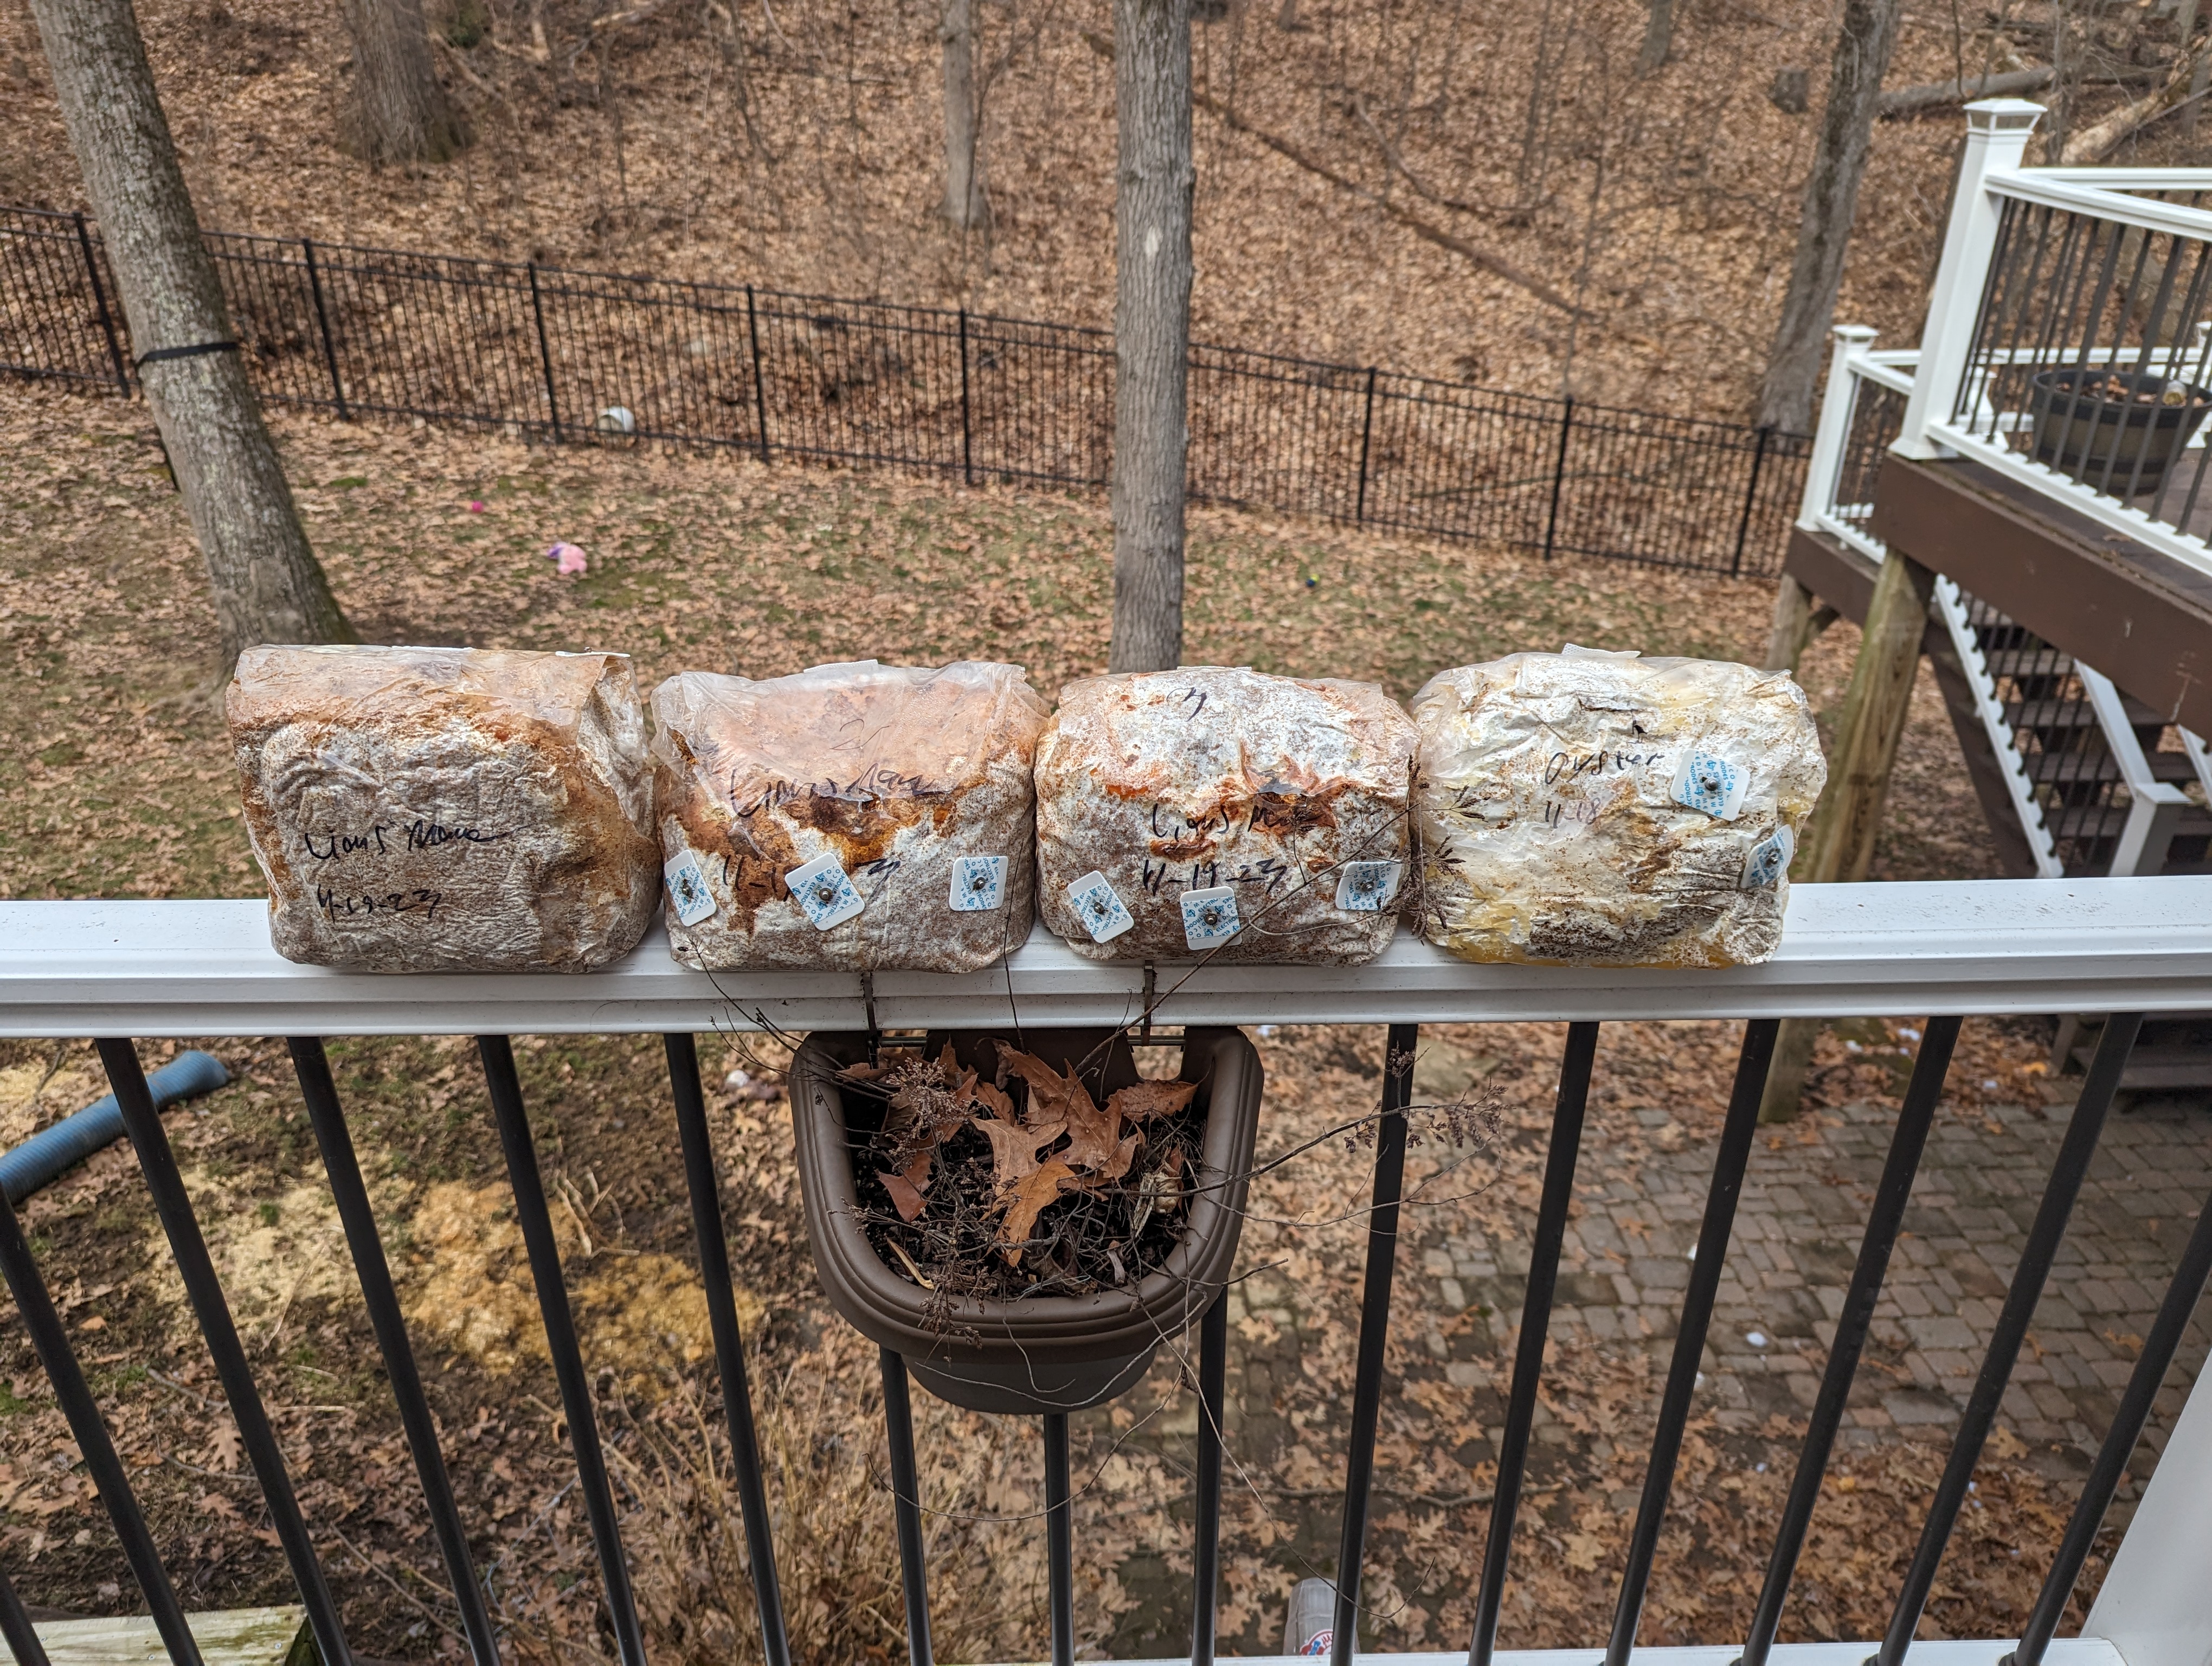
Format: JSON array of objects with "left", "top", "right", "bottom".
[
  {"left": 1636, "top": 0, "right": 1675, "bottom": 75},
  {"left": 1109, "top": 0, "right": 1194, "bottom": 674},
  {"left": 338, "top": 0, "right": 471, "bottom": 166},
  {"left": 27, "top": 0, "right": 352, "bottom": 672},
  {"left": 1756, "top": 0, "right": 1904, "bottom": 431},
  {"left": 940, "top": 0, "right": 988, "bottom": 227}
]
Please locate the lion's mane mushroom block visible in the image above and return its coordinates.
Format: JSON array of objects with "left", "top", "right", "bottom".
[
  {"left": 1034, "top": 667, "right": 1419, "bottom": 964},
  {"left": 651, "top": 659, "right": 1048, "bottom": 971},
  {"left": 1411, "top": 649, "right": 1827, "bottom": 968},
  {"left": 227, "top": 645, "right": 659, "bottom": 971}
]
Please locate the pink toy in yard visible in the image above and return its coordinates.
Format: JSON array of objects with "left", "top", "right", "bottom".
[{"left": 545, "top": 541, "right": 588, "bottom": 575}]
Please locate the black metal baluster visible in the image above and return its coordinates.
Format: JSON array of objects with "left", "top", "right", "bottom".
[
  {"left": 1470, "top": 1020, "right": 1599, "bottom": 1666},
  {"left": 880, "top": 1349, "right": 934, "bottom": 1666},
  {"left": 301, "top": 240, "right": 348, "bottom": 421},
  {"left": 1191, "top": 1291, "right": 1227, "bottom": 1666},
  {"left": 473, "top": 1036, "right": 646, "bottom": 1666},
  {"left": 2007, "top": 1156, "right": 2212, "bottom": 1666},
  {"left": 95, "top": 1040, "right": 354, "bottom": 1666},
  {"left": 1044, "top": 1412, "right": 1073, "bottom": 1666},
  {"left": 0, "top": 1560, "right": 52, "bottom": 1666},
  {"left": 1873, "top": 1013, "right": 2144, "bottom": 1666},
  {"left": 70, "top": 212, "right": 129, "bottom": 395},
  {"left": 1330, "top": 1021, "right": 1418, "bottom": 1666},
  {"left": 1738, "top": 1015, "right": 1962, "bottom": 1666},
  {"left": 287, "top": 1039, "right": 500, "bottom": 1666},
  {"left": 0, "top": 1183, "right": 201, "bottom": 1666},
  {"left": 1603, "top": 1017, "right": 1779, "bottom": 1666},
  {"left": 661, "top": 1034, "right": 790, "bottom": 1666}
]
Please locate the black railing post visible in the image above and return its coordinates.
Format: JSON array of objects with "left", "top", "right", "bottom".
[
  {"left": 1044, "top": 1413, "right": 1074, "bottom": 1666},
  {"left": 1543, "top": 396, "right": 1574, "bottom": 560},
  {"left": 72, "top": 212, "right": 129, "bottom": 396},
  {"left": 1874, "top": 1013, "right": 2145, "bottom": 1666},
  {"left": 300, "top": 239, "right": 349, "bottom": 421},
  {"left": 1330, "top": 1021, "right": 1418, "bottom": 1666},
  {"left": 0, "top": 1169, "right": 202, "bottom": 1666},
  {"left": 1605, "top": 1018, "right": 1779, "bottom": 1666},
  {"left": 1190, "top": 1291, "right": 1227, "bottom": 1666},
  {"left": 96, "top": 1039, "right": 355, "bottom": 1666},
  {"left": 746, "top": 284, "right": 771, "bottom": 465},
  {"left": 1738, "top": 1015, "right": 1961, "bottom": 1666},
  {"left": 527, "top": 262, "right": 561, "bottom": 441},
  {"left": 880, "top": 1349, "right": 934, "bottom": 1666},
  {"left": 474, "top": 1035, "right": 646, "bottom": 1666},
  {"left": 1470, "top": 1021, "right": 1599, "bottom": 1666},
  {"left": 1731, "top": 424, "right": 1773, "bottom": 578},
  {"left": 958, "top": 307, "right": 975, "bottom": 487},
  {"left": 288, "top": 1039, "right": 500, "bottom": 1666},
  {"left": 0, "top": 1562, "right": 53, "bottom": 1666},
  {"left": 663, "top": 1034, "right": 791, "bottom": 1666},
  {"left": 1354, "top": 364, "right": 1379, "bottom": 523}
]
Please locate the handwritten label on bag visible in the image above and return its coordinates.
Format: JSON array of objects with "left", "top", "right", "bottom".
[
  {"left": 949, "top": 854, "right": 1007, "bottom": 912},
  {"left": 1066, "top": 870, "right": 1135, "bottom": 944},
  {"left": 1670, "top": 750, "right": 1748, "bottom": 821},
  {"left": 786, "top": 852, "right": 865, "bottom": 930},
  {"left": 664, "top": 851, "right": 718, "bottom": 926},
  {"left": 1180, "top": 885, "right": 1242, "bottom": 949},
  {"left": 1335, "top": 860, "right": 1404, "bottom": 913},
  {"left": 1740, "top": 825, "right": 1794, "bottom": 890}
]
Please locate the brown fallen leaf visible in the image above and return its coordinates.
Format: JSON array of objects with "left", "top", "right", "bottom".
[
  {"left": 878, "top": 1171, "right": 927, "bottom": 1221},
  {"left": 1058, "top": 1084, "right": 1122, "bottom": 1172},
  {"left": 972, "top": 1113, "right": 1064, "bottom": 1191},
  {"left": 997, "top": 1158, "right": 1076, "bottom": 1265},
  {"left": 972, "top": 1079, "right": 1015, "bottom": 1120},
  {"left": 1087, "top": 1129, "right": 1143, "bottom": 1184},
  {"left": 1108, "top": 1079, "right": 1197, "bottom": 1122}
]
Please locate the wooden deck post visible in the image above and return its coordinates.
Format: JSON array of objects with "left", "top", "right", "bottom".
[{"left": 1761, "top": 548, "right": 1938, "bottom": 1122}]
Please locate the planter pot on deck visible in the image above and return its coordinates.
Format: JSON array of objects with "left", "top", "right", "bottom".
[
  {"left": 790, "top": 1027, "right": 1262, "bottom": 1415},
  {"left": 2027, "top": 366, "right": 2212, "bottom": 494}
]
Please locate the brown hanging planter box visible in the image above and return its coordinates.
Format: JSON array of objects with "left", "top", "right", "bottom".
[{"left": 789, "top": 1027, "right": 1263, "bottom": 1415}]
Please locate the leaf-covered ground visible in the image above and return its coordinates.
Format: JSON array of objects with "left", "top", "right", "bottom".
[{"left": 0, "top": 382, "right": 2166, "bottom": 1665}]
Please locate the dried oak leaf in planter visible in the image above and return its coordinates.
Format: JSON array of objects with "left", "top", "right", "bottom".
[
  {"left": 651, "top": 660, "right": 1047, "bottom": 971},
  {"left": 1034, "top": 667, "right": 1418, "bottom": 964},
  {"left": 846, "top": 1043, "right": 1197, "bottom": 1294},
  {"left": 227, "top": 645, "right": 659, "bottom": 971},
  {"left": 1412, "top": 649, "right": 1826, "bottom": 967}
]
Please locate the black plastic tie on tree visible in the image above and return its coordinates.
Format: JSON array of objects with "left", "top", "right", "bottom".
[{"left": 133, "top": 339, "right": 240, "bottom": 369}]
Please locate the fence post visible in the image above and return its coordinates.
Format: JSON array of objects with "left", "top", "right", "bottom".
[
  {"left": 1354, "top": 365, "right": 1379, "bottom": 524},
  {"left": 527, "top": 262, "right": 562, "bottom": 442},
  {"left": 72, "top": 212, "right": 129, "bottom": 396},
  {"left": 745, "top": 284, "right": 771, "bottom": 465},
  {"left": 1731, "top": 424, "right": 1774, "bottom": 577},
  {"left": 958, "top": 307, "right": 974, "bottom": 488},
  {"left": 1543, "top": 397, "right": 1574, "bottom": 561},
  {"left": 300, "top": 239, "right": 348, "bottom": 422}
]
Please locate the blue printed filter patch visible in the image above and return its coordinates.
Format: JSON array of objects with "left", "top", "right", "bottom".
[
  {"left": 785, "top": 852, "right": 865, "bottom": 931},
  {"left": 949, "top": 854, "right": 1007, "bottom": 912},
  {"left": 1335, "top": 859, "right": 1404, "bottom": 913},
  {"left": 1066, "top": 870, "right": 1135, "bottom": 943},
  {"left": 1669, "top": 750, "right": 1748, "bottom": 821},
  {"left": 1739, "top": 825, "right": 1795, "bottom": 890},
  {"left": 1180, "top": 885, "right": 1242, "bottom": 949},
  {"left": 663, "top": 850, "right": 718, "bottom": 927}
]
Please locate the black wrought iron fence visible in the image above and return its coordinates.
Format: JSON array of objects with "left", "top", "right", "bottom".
[{"left": 1, "top": 204, "right": 1810, "bottom": 577}]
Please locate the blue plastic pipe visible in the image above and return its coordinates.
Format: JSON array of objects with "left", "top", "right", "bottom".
[{"left": 0, "top": 1052, "right": 229, "bottom": 1203}]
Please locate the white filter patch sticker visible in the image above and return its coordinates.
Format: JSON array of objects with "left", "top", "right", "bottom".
[
  {"left": 786, "top": 852, "right": 865, "bottom": 930},
  {"left": 1670, "top": 750, "right": 1749, "bottom": 821},
  {"left": 663, "top": 850, "right": 718, "bottom": 927},
  {"left": 949, "top": 854, "right": 1007, "bottom": 912},
  {"left": 1740, "top": 824, "right": 1795, "bottom": 890},
  {"left": 1335, "top": 860, "right": 1404, "bottom": 913},
  {"left": 1180, "top": 885, "right": 1242, "bottom": 949},
  {"left": 1066, "top": 870, "right": 1135, "bottom": 944}
]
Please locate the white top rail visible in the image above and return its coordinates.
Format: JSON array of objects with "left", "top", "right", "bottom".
[
  {"left": 1988, "top": 170, "right": 2212, "bottom": 243},
  {"left": 2, "top": 879, "right": 2208, "bottom": 1037}
]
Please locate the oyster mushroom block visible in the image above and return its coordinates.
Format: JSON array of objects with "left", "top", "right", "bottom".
[
  {"left": 650, "top": 660, "right": 1048, "bottom": 971},
  {"left": 1411, "top": 650, "right": 1827, "bottom": 967},
  {"left": 1034, "top": 668, "right": 1419, "bottom": 964},
  {"left": 227, "top": 645, "right": 659, "bottom": 971}
]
